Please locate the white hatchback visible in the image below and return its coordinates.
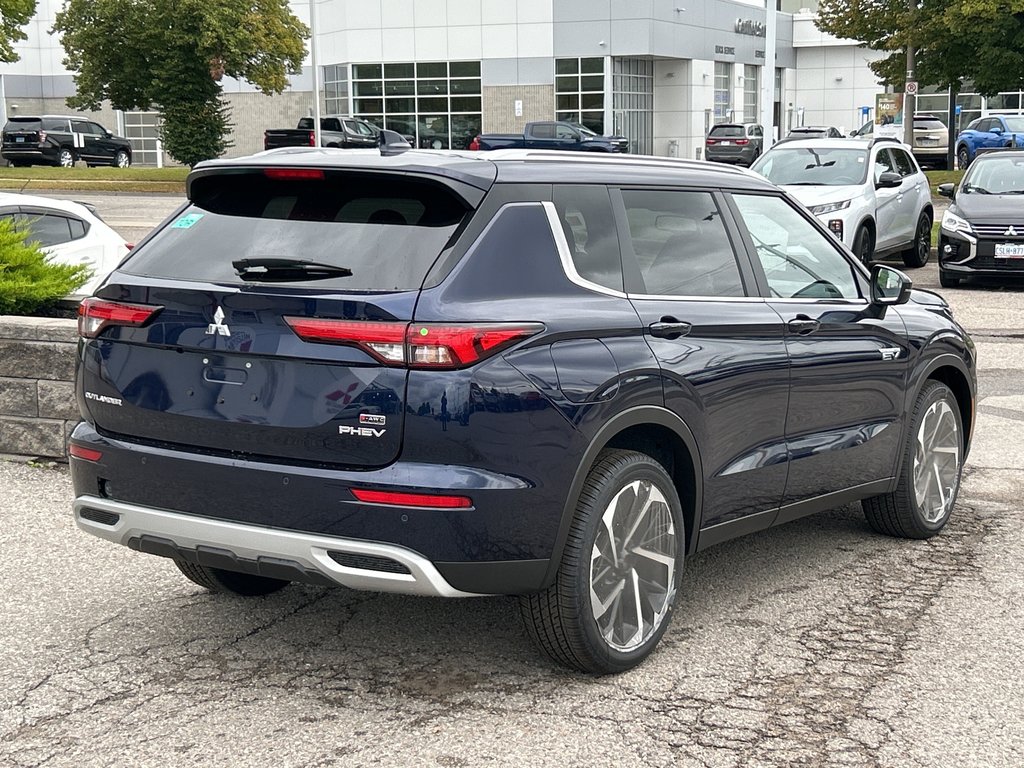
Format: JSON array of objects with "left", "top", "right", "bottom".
[
  {"left": 750, "top": 138, "right": 934, "bottom": 268},
  {"left": 0, "top": 192, "right": 129, "bottom": 297}
]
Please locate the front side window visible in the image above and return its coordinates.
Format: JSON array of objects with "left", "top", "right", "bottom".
[
  {"left": 621, "top": 189, "right": 744, "bottom": 297},
  {"left": 892, "top": 149, "right": 916, "bottom": 177},
  {"left": 732, "top": 194, "right": 860, "bottom": 300},
  {"left": 555, "top": 124, "right": 579, "bottom": 140},
  {"left": 873, "top": 149, "right": 897, "bottom": 183}
]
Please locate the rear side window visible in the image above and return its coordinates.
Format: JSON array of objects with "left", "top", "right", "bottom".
[
  {"left": 15, "top": 212, "right": 86, "bottom": 247},
  {"left": 530, "top": 123, "right": 555, "bottom": 139},
  {"left": 621, "top": 190, "right": 744, "bottom": 297},
  {"left": 42, "top": 118, "right": 68, "bottom": 132},
  {"left": 553, "top": 185, "right": 622, "bottom": 291},
  {"left": 709, "top": 125, "right": 744, "bottom": 138},
  {"left": 121, "top": 171, "right": 471, "bottom": 291}
]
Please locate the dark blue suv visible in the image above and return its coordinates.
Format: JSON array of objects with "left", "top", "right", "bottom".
[{"left": 70, "top": 142, "right": 976, "bottom": 673}]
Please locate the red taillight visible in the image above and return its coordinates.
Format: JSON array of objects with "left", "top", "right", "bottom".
[
  {"left": 706, "top": 138, "right": 717, "bottom": 145},
  {"left": 78, "top": 298, "right": 162, "bottom": 339},
  {"left": 309, "top": 131, "right": 316, "bottom": 146},
  {"left": 124, "top": 243, "right": 134, "bottom": 250},
  {"left": 282, "top": 318, "right": 542, "bottom": 369},
  {"left": 735, "top": 139, "right": 749, "bottom": 145},
  {"left": 68, "top": 444, "right": 103, "bottom": 462},
  {"left": 469, "top": 135, "right": 481, "bottom": 151},
  {"left": 351, "top": 488, "right": 473, "bottom": 509},
  {"left": 38, "top": 130, "right": 47, "bottom": 145},
  {"left": 263, "top": 168, "right": 325, "bottom": 181}
]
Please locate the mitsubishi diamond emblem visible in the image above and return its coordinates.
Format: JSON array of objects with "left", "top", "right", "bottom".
[
  {"left": 1006, "top": 226, "right": 1019, "bottom": 237},
  {"left": 205, "top": 306, "right": 231, "bottom": 337}
]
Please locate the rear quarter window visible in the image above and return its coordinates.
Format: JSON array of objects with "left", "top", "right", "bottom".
[{"left": 120, "top": 171, "right": 472, "bottom": 291}]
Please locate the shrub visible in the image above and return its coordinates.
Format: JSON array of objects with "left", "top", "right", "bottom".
[{"left": 0, "top": 219, "right": 91, "bottom": 315}]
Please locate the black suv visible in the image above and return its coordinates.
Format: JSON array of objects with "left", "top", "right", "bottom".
[
  {"left": 2, "top": 115, "right": 132, "bottom": 168},
  {"left": 70, "top": 141, "right": 976, "bottom": 673}
]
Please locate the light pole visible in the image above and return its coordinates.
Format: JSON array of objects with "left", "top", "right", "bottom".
[
  {"left": 308, "top": 0, "right": 322, "bottom": 148},
  {"left": 759, "top": 0, "right": 777, "bottom": 145}
]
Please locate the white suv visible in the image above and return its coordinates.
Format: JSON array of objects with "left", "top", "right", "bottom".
[{"left": 750, "top": 138, "right": 933, "bottom": 267}]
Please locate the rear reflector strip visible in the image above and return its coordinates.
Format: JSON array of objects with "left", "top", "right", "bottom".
[
  {"left": 79, "top": 507, "right": 120, "bottom": 526},
  {"left": 351, "top": 488, "right": 473, "bottom": 509},
  {"left": 327, "top": 551, "right": 412, "bottom": 574},
  {"left": 69, "top": 444, "right": 103, "bottom": 462}
]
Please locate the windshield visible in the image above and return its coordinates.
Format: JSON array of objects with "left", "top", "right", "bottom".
[
  {"left": 1003, "top": 117, "right": 1024, "bottom": 132},
  {"left": 962, "top": 155, "right": 1024, "bottom": 194},
  {"left": 121, "top": 171, "right": 470, "bottom": 290},
  {"left": 752, "top": 147, "right": 869, "bottom": 186},
  {"left": 571, "top": 123, "right": 598, "bottom": 137}
]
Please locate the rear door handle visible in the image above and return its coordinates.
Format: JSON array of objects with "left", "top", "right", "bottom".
[
  {"left": 647, "top": 318, "right": 692, "bottom": 339},
  {"left": 787, "top": 315, "right": 820, "bottom": 335}
]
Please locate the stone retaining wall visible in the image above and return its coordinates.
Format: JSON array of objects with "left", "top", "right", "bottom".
[{"left": 0, "top": 316, "right": 79, "bottom": 459}]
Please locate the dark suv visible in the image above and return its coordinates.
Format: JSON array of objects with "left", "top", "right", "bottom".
[
  {"left": 2, "top": 115, "right": 132, "bottom": 168},
  {"left": 70, "top": 142, "right": 976, "bottom": 673}
]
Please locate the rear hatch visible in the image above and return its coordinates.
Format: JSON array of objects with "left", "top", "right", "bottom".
[
  {"left": 706, "top": 125, "right": 748, "bottom": 156},
  {"left": 913, "top": 118, "right": 948, "bottom": 150},
  {"left": 3, "top": 117, "right": 44, "bottom": 148},
  {"left": 78, "top": 164, "right": 487, "bottom": 468}
]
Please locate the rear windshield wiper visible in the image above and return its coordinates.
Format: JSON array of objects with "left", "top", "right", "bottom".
[{"left": 232, "top": 258, "right": 353, "bottom": 282}]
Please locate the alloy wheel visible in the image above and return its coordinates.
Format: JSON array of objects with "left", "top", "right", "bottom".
[
  {"left": 916, "top": 217, "right": 930, "bottom": 263},
  {"left": 59, "top": 150, "right": 74, "bottom": 168},
  {"left": 912, "top": 400, "right": 960, "bottom": 523},
  {"left": 590, "top": 479, "right": 677, "bottom": 652},
  {"left": 116, "top": 151, "right": 130, "bottom": 168}
]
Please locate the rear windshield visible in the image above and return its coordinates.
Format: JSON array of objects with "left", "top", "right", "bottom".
[
  {"left": 709, "top": 125, "right": 744, "bottom": 138},
  {"left": 914, "top": 118, "right": 945, "bottom": 130},
  {"left": 5, "top": 118, "right": 41, "bottom": 131},
  {"left": 121, "top": 171, "right": 471, "bottom": 291}
]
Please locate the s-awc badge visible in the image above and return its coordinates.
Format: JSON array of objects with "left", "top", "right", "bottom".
[{"left": 359, "top": 413, "right": 386, "bottom": 426}]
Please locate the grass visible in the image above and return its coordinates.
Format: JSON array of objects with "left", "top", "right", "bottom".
[
  {"left": 925, "top": 169, "right": 964, "bottom": 191},
  {"left": 0, "top": 165, "right": 187, "bottom": 193}
]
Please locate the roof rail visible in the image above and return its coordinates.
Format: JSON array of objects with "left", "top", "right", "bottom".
[{"left": 871, "top": 136, "right": 903, "bottom": 146}]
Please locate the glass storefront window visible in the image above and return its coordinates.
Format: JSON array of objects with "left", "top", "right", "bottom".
[
  {"left": 556, "top": 57, "right": 606, "bottom": 134},
  {"left": 714, "top": 62, "right": 732, "bottom": 124},
  {"left": 743, "top": 65, "right": 759, "bottom": 124}
]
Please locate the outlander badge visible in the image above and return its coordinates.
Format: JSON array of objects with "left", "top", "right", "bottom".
[{"left": 206, "top": 306, "right": 231, "bottom": 337}]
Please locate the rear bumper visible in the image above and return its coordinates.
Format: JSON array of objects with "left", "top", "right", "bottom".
[
  {"left": 69, "top": 422, "right": 560, "bottom": 594},
  {"left": 2, "top": 148, "right": 54, "bottom": 162},
  {"left": 74, "top": 495, "right": 481, "bottom": 597}
]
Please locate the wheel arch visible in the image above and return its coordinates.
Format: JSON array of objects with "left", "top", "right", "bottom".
[{"left": 542, "top": 406, "right": 704, "bottom": 588}]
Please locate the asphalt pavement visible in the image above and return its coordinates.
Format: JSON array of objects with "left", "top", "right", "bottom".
[{"left": 1, "top": 197, "right": 1023, "bottom": 767}]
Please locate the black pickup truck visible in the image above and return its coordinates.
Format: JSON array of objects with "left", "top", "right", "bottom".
[
  {"left": 263, "top": 116, "right": 380, "bottom": 151},
  {"left": 469, "top": 121, "right": 629, "bottom": 152}
]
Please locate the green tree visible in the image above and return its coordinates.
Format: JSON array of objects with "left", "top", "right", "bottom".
[
  {"left": 0, "top": 0, "right": 36, "bottom": 63},
  {"left": 816, "top": 0, "right": 1024, "bottom": 95},
  {"left": 0, "top": 219, "right": 91, "bottom": 315},
  {"left": 53, "top": 0, "right": 308, "bottom": 166}
]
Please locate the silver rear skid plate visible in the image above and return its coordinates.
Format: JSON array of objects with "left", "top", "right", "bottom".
[{"left": 73, "top": 496, "right": 481, "bottom": 598}]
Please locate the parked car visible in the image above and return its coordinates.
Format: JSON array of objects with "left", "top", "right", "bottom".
[
  {"left": 263, "top": 115, "right": 381, "bottom": 151},
  {"left": 2, "top": 115, "right": 132, "bottom": 168},
  {"left": 469, "top": 121, "right": 629, "bottom": 152},
  {"left": 937, "top": 149, "right": 1024, "bottom": 286},
  {"left": 751, "top": 137, "right": 933, "bottom": 267},
  {"left": 704, "top": 123, "right": 764, "bottom": 166},
  {"left": 69, "top": 142, "right": 975, "bottom": 674},
  {"left": 955, "top": 115, "right": 1024, "bottom": 169},
  {"left": 0, "top": 192, "right": 129, "bottom": 296},
  {"left": 855, "top": 116, "right": 953, "bottom": 168},
  {"left": 776, "top": 125, "right": 845, "bottom": 144}
]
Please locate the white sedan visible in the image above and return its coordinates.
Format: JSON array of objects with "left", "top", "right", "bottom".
[{"left": 0, "top": 192, "right": 129, "bottom": 298}]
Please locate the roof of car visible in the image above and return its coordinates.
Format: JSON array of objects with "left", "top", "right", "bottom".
[
  {"left": 0, "top": 191, "right": 95, "bottom": 217},
  {"left": 969, "top": 149, "right": 1024, "bottom": 162},
  {"left": 6, "top": 115, "right": 97, "bottom": 120},
  {"left": 194, "top": 147, "right": 778, "bottom": 193},
  {"left": 768, "top": 138, "right": 872, "bottom": 150}
]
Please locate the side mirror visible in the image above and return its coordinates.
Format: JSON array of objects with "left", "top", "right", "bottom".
[
  {"left": 992, "top": 127, "right": 1003, "bottom": 134},
  {"left": 937, "top": 182, "right": 955, "bottom": 199},
  {"left": 876, "top": 171, "right": 903, "bottom": 189},
  {"left": 870, "top": 264, "right": 912, "bottom": 306}
]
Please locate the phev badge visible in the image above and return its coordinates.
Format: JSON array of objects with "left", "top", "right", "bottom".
[{"left": 206, "top": 306, "right": 231, "bottom": 337}]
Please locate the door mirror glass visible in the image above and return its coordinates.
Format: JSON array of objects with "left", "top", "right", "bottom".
[
  {"left": 876, "top": 171, "right": 903, "bottom": 189},
  {"left": 870, "top": 264, "right": 912, "bottom": 305},
  {"left": 937, "top": 182, "right": 955, "bottom": 198}
]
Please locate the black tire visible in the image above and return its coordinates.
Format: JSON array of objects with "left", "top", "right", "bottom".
[
  {"left": 957, "top": 145, "right": 971, "bottom": 170},
  {"left": 174, "top": 559, "right": 290, "bottom": 596},
  {"left": 939, "top": 270, "right": 960, "bottom": 288},
  {"left": 901, "top": 212, "right": 932, "bottom": 268},
  {"left": 112, "top": 149, "right": 130, "bottom": 168},
  {"left": 58, "top": 147, "right": 75, "bottom": 168},
  {"left": 863, "top": 381, "right": 963, "bottom": 539},
  {"left": 518, "top": 449, "right": 685, "bottom": 674},
  {"left": 852, "top": 223, "right": 875, "bottom": 265}
]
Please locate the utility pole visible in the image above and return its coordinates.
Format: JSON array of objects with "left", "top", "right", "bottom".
[
  {"left": 903, "top": 0, "right": 916, "bottom": 147},
  {"left": 308, "top": 0, "right": 322, "bottom": 148}
]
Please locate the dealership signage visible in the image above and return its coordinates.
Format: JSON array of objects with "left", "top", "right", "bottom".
[{"left": 735, "top": 19, "right": 767, "bottom": 37}]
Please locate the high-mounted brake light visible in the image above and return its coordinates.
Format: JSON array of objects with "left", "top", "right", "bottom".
[
  {"left": 263, "top": 168, "right": 325, "bottom": 181},
  {"left": 351, "top": 488, "right": 473, "bottom": 509},
  {"left": 68, "top": 444, "right": 103, "bottom": 462},
  {"left": 282, "top": 318, "right": 542, "bottom": 369},
  {"left": 78, "top": 298, "right": 162, "bottom": 339}
]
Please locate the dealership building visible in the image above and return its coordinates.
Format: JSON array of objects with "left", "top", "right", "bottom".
[{"left": 1, "top": 0, "right": 1015, "bottom": 164}]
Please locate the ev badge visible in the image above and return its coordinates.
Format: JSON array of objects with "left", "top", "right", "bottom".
[{"left": 206, "top": 306, "right": 231, "bottom": 337}]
